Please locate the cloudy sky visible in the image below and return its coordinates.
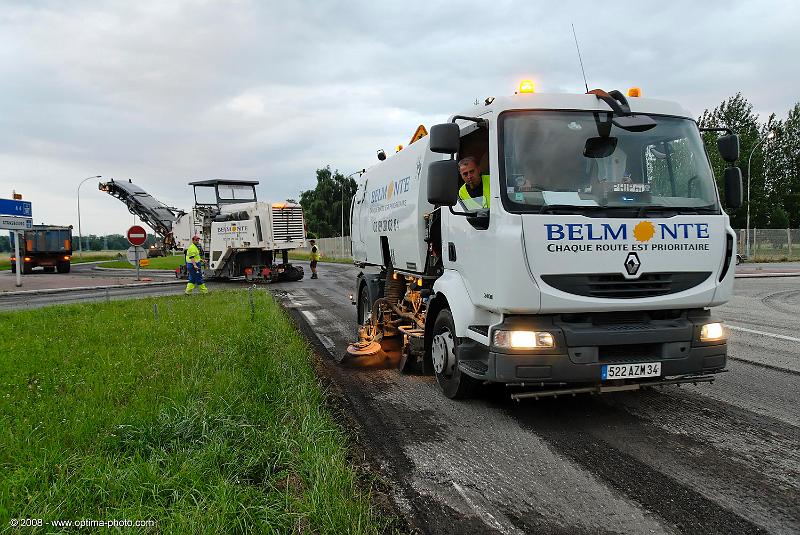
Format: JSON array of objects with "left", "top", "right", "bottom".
[{"left": 2, "top": 0, "right": 798, "bottom": 235}]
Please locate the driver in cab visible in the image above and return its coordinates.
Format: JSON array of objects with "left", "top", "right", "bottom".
[{"left": 458, "top": 156, "right": 490, "bottom": 209}]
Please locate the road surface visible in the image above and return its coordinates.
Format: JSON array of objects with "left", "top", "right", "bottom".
[{"left": 269, "top": 262, "right": 799, "bottom": 535}]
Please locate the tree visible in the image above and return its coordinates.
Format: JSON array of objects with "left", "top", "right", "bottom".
[
  {"left": 300, "top": 167, "right": 358, "bottom": 238},
  {"left": 774, "top": 103, "right": 800, "bottom": 227},
  {"left": 769, "top": 205, "right": 789, "bottom": 229},
  {"left": 698, "top": 93, "right": 761, "bottom": 229}
]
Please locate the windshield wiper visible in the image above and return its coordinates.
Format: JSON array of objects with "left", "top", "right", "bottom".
[
  {"left": 538, "top": 204, "right": 609, "bottom": 215},
  {"left": 636, "top": 205, "right": 719, "bottom": 216},
  {"left": 536, "top": 204, "right": 719, "bottom": 217}
]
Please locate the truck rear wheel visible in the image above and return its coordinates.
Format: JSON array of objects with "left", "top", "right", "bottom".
[
  {"left": 431, "top": 309, "right": 479, "bottom": 399},
  {"left": 56, "top": 262, "right": 70, "bottom": 273}
]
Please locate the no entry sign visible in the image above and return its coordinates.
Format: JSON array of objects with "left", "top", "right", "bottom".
[{"left": 127, "top": 225, "right": 147, "bottom": 246}]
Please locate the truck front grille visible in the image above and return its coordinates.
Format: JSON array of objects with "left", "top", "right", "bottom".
[
  {"left": 541, "top": 272, "right": 711, "bottom": 299},
  {"left": 271, "top": 206, "right": 305, "bottom": 242}
]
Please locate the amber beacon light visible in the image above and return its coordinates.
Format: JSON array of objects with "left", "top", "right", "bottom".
[
  {"left": 518, "top": 80, "right": 535, "bottom": 94},
  {"left": 627, "top": 87, "right": 642, "bottom": 97}
]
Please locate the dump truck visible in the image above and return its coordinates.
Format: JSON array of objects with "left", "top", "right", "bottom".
[
  {"left": 99, "top": 178, "right": 305, "bottom": 282},
  {"left": 347, "top": 84, "right": 743, "bottom": 400},
  {"left": 10, "top": 225, "right": 73, "bottom": 274}
]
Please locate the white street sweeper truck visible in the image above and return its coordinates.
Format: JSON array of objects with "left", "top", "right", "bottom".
[{"left": 347, "top": 83, "right": 743, "bottom": 400}]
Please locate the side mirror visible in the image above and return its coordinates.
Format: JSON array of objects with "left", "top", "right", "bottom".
[
  {"left": 427, "top": 160, "right": 460, "bottom": 206},
  {"left": 724, "top": 167, "right": 743, "bottom": 209},
  {"left": 717, "top": 134, "right": 740, "bottom": 163},
  {"left": 584, "top": 136, "right": 618, "bottom": 158},
  {"left": 429, "top": 123, "right": 460, "bottom": 154}
]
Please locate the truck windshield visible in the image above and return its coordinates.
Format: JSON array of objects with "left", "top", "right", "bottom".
[
  {"left": 218, "top": 184, "right": 256, "bottom": 203},
  {"left": 499, "top": 111, "right": 719, "bottom": 214}
]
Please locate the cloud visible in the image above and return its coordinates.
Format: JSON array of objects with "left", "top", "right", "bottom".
[{"left": 1, "top": 0, "right": 798, "bottom": 234}]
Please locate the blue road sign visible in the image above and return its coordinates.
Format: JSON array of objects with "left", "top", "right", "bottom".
[{"left": 0, "top": 198, "right": 32, "bottom": 217}]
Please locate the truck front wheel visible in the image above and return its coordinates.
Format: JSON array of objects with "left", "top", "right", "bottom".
[{"left": 431, "top": 309, "right": 479, "bottom": 399}]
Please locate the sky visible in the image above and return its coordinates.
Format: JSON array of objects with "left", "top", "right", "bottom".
[{"left": 2, "top": 0, "right": 799, "bottom": 235}]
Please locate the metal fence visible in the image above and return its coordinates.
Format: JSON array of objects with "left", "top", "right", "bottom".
[
  {"left": 295, "top": 236, "right": 352, "bottom": 260},
  {"left": 735, "top": 229, "right": 800, "bottom": 261}
]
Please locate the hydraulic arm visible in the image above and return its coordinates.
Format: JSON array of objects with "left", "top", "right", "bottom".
[{"left": 99, "top": 179, "right": 185, "bottom": 249}]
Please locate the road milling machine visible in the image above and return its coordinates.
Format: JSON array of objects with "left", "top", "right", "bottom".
[{"left": 100, "top": 178, "right": 306, "bottom": 282}]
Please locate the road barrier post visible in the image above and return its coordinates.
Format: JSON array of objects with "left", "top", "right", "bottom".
[{"left": 13, "top": 230, "right": 21, "bottom": 287}]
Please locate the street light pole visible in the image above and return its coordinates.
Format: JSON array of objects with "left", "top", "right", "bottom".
[
  {"left": 746, "top": 131, "right": 776, "bottom": 258},
  {"left": 77, "top": 175, "right": 101, "bottom": 258},
  {"left": 342, "top": 169, "right": 365, "bottom": 259}
]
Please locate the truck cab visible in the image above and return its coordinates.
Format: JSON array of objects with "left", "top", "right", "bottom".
[{"left": 350, "top": 87, "right": 742, "bottom": 400}]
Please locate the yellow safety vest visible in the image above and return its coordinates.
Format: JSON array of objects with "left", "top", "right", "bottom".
[
  {"left": 458, "top": 175, "right": 491, "bottom": 209},
  {"left": 310, "top": 245, "right": 321, "bottom": 261},
  {"left": 185, "top": 242, "right": 201, "bottom": 263}
]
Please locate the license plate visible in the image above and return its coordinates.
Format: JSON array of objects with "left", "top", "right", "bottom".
[{"left": 602, "top": 362, "right": 661, "bottom": 381}]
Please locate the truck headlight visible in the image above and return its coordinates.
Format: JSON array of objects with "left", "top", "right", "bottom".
[
  {"left": 700, "top": 322, "right": 725, "bottom": 342},
  {"left": 493, "top": 330, "right": 555, "bottom": 349}
]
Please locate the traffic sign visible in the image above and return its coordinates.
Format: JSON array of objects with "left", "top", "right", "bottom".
[
  {"left": 0, "top": 198, "right": 32, "bottom": 217},
  {"left": 0, "top": 215, "right": 33, "bottom": 231},
  {"left": 127, "top": 246, "right": 147, "bottom": 266},
  {"left": 127, "top": 225, "right": 147, "bottom": 246}
]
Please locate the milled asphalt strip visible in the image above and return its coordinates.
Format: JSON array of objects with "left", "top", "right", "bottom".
[{"left": 451, "top": 482, "right": 523, "bottom": 535}]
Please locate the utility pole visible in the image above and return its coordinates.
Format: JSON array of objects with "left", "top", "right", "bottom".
[{"left": 77, "top": 175, "right": 101, "bottom": 258}]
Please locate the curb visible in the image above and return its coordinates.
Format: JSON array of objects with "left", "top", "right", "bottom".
[
  {"left": 93, "top": 266, "right": 176, "bottom": 274},
  {"left": 0, "top": 279, "right": 185, "bottom": 297}
]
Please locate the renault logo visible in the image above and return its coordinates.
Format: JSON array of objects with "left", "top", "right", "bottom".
[{"left": 625, "top": 252, "right": 641, "bottom": 276}]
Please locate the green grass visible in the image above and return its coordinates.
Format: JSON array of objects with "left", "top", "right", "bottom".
[
  {"left": 99, "top": 253, "right": 353, "bottom": 270},
  {"left": 288, "top": 252, "right": 353, "bottom": 265},
  {"left": 0, "top": 291, "right": 386, "bottom": 534},
  {"left": 0, "top": 251, "right": 126, "bottom": 271},
  {"left": 102, "top": 255, "right": 185, "bottom": 270}
]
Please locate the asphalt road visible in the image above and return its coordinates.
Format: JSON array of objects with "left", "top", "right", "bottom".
[
  {"left": 2, "top": 261, "right": 798, "bottom": 533},
  {"left": 267, "top": 262, "right": 799, "bottom": 535}
]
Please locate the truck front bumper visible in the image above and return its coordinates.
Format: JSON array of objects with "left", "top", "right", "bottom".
[
  {"left": 484, "top": 344, "right": 726, "bottom": 383},
  {"left": 457, "top": 310, "right": 727, "bottom": 384}
]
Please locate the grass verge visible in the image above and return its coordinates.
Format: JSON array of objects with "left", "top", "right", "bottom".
[
  {"left": 100, "top": 253, "right": 352, "bottom": 270},
  {"left": 288, "top": 252, "right": 353, "bottom": 265},
  {"left": 0, "top": 251, "right": 127, "bottom": 271},
  {"left": 102, "top": 255, "right": 185, "bottom": 270},
  {"left": 0, "top": 290, "right": 386, "bottom": 533}
]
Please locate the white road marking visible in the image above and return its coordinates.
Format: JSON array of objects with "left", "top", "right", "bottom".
[
  {"left": 317, "top": 333, "right": 335, "bottom": 351},
  {"left": 301, "top": 310, "right": 317, "bottom": 325},
  {"left": 452, "top": 482, "right": 522, "bottom": 534},
  {"left": 727, "top": 324, "right": 800, "bottom": 343}
]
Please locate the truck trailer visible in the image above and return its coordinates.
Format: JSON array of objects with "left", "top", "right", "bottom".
[
  {"left": 99, "top": 178, "right": 306, "bottom": 282},
  {"left": 348, "top": 85, "right": 743, "bottom": 400},
  {"left": 10, "top": 225, "right": 73, "bottom": 274}
]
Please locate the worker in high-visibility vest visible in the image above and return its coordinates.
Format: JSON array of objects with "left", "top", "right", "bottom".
[
  {"left": 458, "top": 156, "right": 490, "bottom": 209},
  {"left": 185, "top": 235, "right": 209, "bottom": 294},
  {"left": 309, "top": 239, "right": 321, "bottom": 279}
]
